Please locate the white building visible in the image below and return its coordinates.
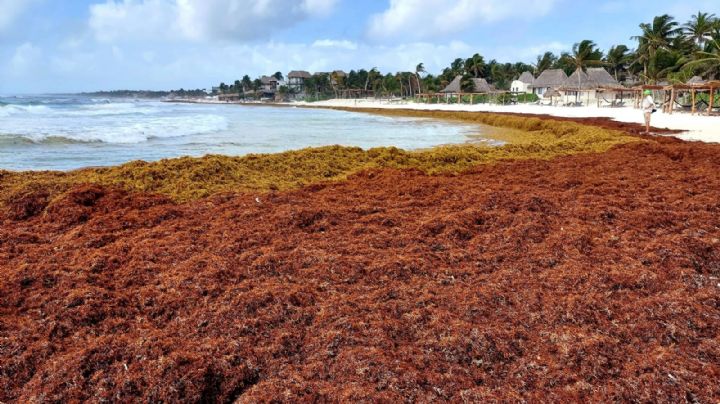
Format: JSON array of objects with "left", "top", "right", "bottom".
[{"left": 510, "top": 71, "right": 535, "bottom": 94}]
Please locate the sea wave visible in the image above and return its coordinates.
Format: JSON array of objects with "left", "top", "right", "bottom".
[
  {"left": 0, "top": 134, "right": 100, "bottom": 145},
  {"left": 63, "top": 102, "right": 159, "bottom": 116},
  {"left": 0, "top": 101, "right": 159, "bottom": 117},
  {"left": 0, "top": 114, "right": 228, "bottom": 144},
  {"left": 0, "top": 104, "right": 52, "bottom": 117}
]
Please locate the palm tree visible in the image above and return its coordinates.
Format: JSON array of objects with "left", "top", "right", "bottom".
[
  {"left": 252, "top": 79, "right": 262, "bottom": 99},
  {"left": 460, "top": 74, "right": 475, "bottom": 93},
  {"left": 330, "top": 71, "right": 345, "bottom": 98},
  {"left": 683, "top": 37, "right": 720, "bottom": 79},
  {"left": 415, "top": 63, "right": 426, "bottom": 94},
  {"left": 633, "top": 14, "right": 682, "bottom": 81},
  {"left": 605, "top": 45, "right": 631, "bottom": 81},
  {"left": 466, "top": 53, "right": 485, "bottom": 78},
  {"left": 685, "top": 12, "right": 717, "bottom": 48},
  {"left": 533, "top": 52, "right": 557, "bottom": 75},
  {"left": 365, "top": 67, "right": 379, "bottom": 94},
  {"left": 450, "top": 58, "right": 465, "bottom": 76},
  {"left": 241, "top": 75, "right": 252, "bottom": 95},
  {"left": 561, "top": 40, "right": 604, "bottom": 102}
]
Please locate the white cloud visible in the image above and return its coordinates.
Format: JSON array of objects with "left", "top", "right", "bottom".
[
  {"left": 1, "top": 39, "right": 475, "bottom": 93},
  {"left": 89, "top": 0, "right": 173, "bottom": 42},
  {"left": 521, "top": 41, "right": 568, "bottom": 58},
  {"left": 89, "top": 0, "right": 338, "bottom": 42},
  {"left": 0, "top": 0, "right": 37, "bottom": 31},
  {"left": 368, "top": 0, "right": 559, "bottom": 40},
  {"left": 9, "top": 42, "right": 41, "bottom": 74},
  {"left": 312, "top": 39, "right": 358, "bottom": 50}
]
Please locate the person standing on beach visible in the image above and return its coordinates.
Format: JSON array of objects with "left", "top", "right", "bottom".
[{"left": 642, "top": 90, "right": 655, "bottom": 135}]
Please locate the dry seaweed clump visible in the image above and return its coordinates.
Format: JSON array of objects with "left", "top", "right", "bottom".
[
  {"left": 0, "top": 112, "right": 637, "bottom": 214},
  {"left": 1, "top": 141, "right": 719, "bottom": 401}
]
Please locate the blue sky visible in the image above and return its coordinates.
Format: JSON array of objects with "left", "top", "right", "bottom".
[{"left": 1, "top": 0, "right": 718, "bottom": 93}]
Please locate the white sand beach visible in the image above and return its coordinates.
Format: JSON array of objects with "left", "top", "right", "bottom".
[{"left": 299, "top": 99, "right": 720, "bottom": 143}]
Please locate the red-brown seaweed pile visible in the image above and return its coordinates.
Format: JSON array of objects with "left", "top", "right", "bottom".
[{"left": 1, "top": 117, "right": 719, "bottom": 402}]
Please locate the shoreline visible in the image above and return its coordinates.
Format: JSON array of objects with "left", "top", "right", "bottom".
[
  {"left": 169, "top": 98, "right": 718, "bottom": 143},
  {"left": 299, "top": 99, "right": 720, "bottom": 143}
]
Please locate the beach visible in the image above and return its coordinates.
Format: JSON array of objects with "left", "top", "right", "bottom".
[{"left": 299, "top": 98, "right": 720, "bottom": 143}]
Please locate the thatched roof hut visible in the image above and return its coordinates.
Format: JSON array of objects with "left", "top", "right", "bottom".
[
  {"left": 441, "top": 76, "right": 495, "bottom": 93},
  {"left": 517, "top": 71, "right": 535, "bottom": 84},
  {"left": 288, "top": 70, "right": 312, "bottom": 79},
  {"left": 440, "top": 76, "right": 462, "bottom": 93},
  {"left": 563, "top": 67, "right": 619, "bottom": 89},
  {"left": 587, "top": 68, "right": 619, "bottom": 87},
  {"left": 530, "top": 69, "right": 568, "bottom": 89},
  {"left": 471, "top": 78, "right": 494, "bottom": 92},
  {"left": 261, "top": 75, "right": 279, "bottom": 85}
]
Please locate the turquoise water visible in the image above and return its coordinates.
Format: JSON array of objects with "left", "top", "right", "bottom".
[{"left": 0, "top": 95, "right": 487, "bottom": 171}]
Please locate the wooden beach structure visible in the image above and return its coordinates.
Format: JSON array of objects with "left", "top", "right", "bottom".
[
  {"left": 414, "top": 75, "right": 503, "bottom": 104},
  {"left": 662, "top": 79, "right": 719, "bottom": 116}
]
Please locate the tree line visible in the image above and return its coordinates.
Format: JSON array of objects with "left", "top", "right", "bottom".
[{"left": 216, "top": 12, "right": 720, "bottom": 99}]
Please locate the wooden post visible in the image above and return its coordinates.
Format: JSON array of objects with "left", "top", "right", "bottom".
[
  {"left": 669, "top": 88, "right": 675, "bottom": 114},
  {"left": 709, "top": 87, "right": 714, "bottom": 116},
  {"left": 691, "top": 89, "right": 696, "bottom": 115}
]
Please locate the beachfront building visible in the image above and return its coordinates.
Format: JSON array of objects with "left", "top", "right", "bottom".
[
  {"left": 561, "top": 67, "right": 621, "bottom": 106},
  {"left": 441, "top": 75, "right": 495, "bottom": 93},
  {"left": 510, "top": 71, "right": 535, "bottom": 94},
  {"left": 260, "top": 76, "right": 281, "bottom": 98},
  {"left": 330, "top": 70, "right": 347, "bottom": 87},
  {"left": 287, "top": 70, "right": 312, "bottom": 95},
  {"left": 529, "top": 69, "right": 568, "bottom": 97}
]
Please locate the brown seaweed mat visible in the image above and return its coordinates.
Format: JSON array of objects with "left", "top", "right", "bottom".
[{"left": 1, "top": 140, "right": 719, "bottom": 402}]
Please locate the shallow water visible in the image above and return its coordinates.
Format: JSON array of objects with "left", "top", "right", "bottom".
[{"left": 0, "top": 95, "right": 496, "bottom": 171}]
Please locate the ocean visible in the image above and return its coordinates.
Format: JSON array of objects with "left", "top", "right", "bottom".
[{"left": 0, "top": 95, "right": 490, "bottom": 171}]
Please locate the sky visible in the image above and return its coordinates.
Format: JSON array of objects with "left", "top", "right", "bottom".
[{"left": 0, "top": 0, "right": 718, "bottom": 93}]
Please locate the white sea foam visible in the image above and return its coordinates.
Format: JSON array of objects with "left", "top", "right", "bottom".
[
  {"left": 0, "top": 104, "right": 52, "bottom": 117},
  {"left": 1, "top": 113, "right": 228, "bottom": 144},
  {"left": 0, "top": 96, "right": 478, "bottom": 171}
]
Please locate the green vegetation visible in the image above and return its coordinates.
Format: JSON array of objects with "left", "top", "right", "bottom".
[{"left": 1, "top": 112, "right": 638, "bottom": 208}]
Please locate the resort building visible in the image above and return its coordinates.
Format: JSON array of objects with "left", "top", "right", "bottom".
[
  {"left": 260, "top": 76, "right": 280, "bottom": 97},
  {"left": 561, "top": 67, "right": 621, "bottom": 106},
  {"left": 441, "top": 75, "right": 495, "bottom": 93},
  {"left": 287, "top": 70, "right": 312, "bottom": 94},
  {"left": 331, "top": 70, "right": 347, "bottom": 86},
  {"left": 529, "top": 69, "right": 568, "bottom": 97},
  {"left": 510, "top": 71, "right": 535, "bottom": 94}
]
